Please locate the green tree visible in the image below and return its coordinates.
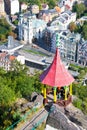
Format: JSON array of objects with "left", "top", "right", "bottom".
[
  {"left": 73, "top": 3, "right": 86, "bottom": 18},
  {"left": 73, "top": 98, "right": 83, "bottom": 110},
  {"left": 0, "top": 18, "right": 12, "bottom": 41},
  {"left": 83, "top": 98, "right": 87, "bottom": 113},
  {"left": 82, "top": 24, "right": 87, "bottom": 40},
  {"left": 10, "top": 60, "right": 28, "bottom": 74},
  {"left": 69, "top": 22, "right": 77, "bottom": 32},
  {"left": 12, "top": 20, "right": 18, "bottom": 26},
  {"left": 33, "top": 71, "right": 43, "bottom": 92},
  {"left": 0, "top": 85, "right": 16, "bottom": 107},
  {"left": 48, "top": 0, "right": 56, "bottom": 9},
  {"left": 75, "top": 24, "right": 82, "bottom": 33},
  {"left": 0, "top": 68, "right": 6, "bottom": 76},
  {"left": 0, "top": 62, "right": 45, "bottom": 129},
  {"left": 0, "top": 34, "right": 6, "bottom": 41},
  {"left": 19, "top": 0, "right": 57, "bottom": 9}
]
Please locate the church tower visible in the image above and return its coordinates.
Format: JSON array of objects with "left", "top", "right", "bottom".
[
  {"left": 27, "top": 16, "right": 33, "bottom": 44},
  {"left": 18, "top": 14, "right": 23, "bottom": 41}
]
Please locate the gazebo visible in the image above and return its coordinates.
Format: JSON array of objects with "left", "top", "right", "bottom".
[{"left": 40, "top": 34, "right": 75, "bottom": 106}]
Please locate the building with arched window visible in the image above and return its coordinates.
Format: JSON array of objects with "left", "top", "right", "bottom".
[{"left": 18, "top": 13, "right": 47, "bottom": 44}]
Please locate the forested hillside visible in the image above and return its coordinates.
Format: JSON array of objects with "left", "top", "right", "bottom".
[
  {"left": 19, "top": 0, "right": 58, "bottom": 9},
  {"left": 1, "top": 60, "right": 87, "bottom": 129},
  {"left": 0, "top": 60, "right": 43, "bottom": 129}
]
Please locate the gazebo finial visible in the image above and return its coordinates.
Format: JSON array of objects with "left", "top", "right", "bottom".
[{"left": 56, "top": 33, "right": 60, "bottom": 47}]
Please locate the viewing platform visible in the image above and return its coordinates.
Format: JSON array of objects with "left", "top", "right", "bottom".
[{"left": 46, "top": 93, "right": 72, "bottom": 107}]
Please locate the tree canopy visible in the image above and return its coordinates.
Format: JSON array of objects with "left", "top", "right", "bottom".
[
  {"left": 71, "top": 64, "right": 87, "bottom": 113},
  {"left": 0, "top": 18, "right": 16, "bottom": 42},
  {"left": 82, "top": 22, "right": 87, "bottom": 40},
  {"left": 73, "top": 3, "right": 86, "bottom": 18},
  {"left": 69, "top": 22, "right": 77, "bottom": 32},
  {"left": 19, "top": 0, "right": 58, "bottom": 9},
  {"left": 0, "top": 60, "right": 43, "bottom": 129}
]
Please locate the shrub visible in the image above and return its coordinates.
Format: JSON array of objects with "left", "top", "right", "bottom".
[{"left": 73, "top": 98, "right": 83, "bottom": 110}]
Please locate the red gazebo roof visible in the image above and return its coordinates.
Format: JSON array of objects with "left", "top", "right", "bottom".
[{"left": 40, "top": 48, "right": 74, "bottom": 87}]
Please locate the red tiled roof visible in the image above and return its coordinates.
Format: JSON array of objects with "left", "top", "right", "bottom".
[
  {"left": 55, "top": 6, "right": 61, "bottom": 13},
  {"left": 65, "top": 4, "right": 70, "bottom": 9},
  {"left": 9, "top": 55, "right": 15, "bottom": 61}
]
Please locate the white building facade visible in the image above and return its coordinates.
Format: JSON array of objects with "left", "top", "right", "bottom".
[
  {"left": 78, "top": 40, "right": 87, "bottom": 66},
  {"left": 51, "top": 31, "right": 81, "bottom": 62},
  {"left": 18, "top": 14, "right": 47, "bottom": 44},
  {"left": 51, "top": 10, "right": 76, "bottom": 30},
  {"left": 0, "top": 0, "right": 5, "bottom": 15},
  {"left": 10, "top": 0, "right": 19, "bottom": 15}
]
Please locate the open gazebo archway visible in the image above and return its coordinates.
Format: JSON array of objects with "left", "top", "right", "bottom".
[{"left": 40, "top": 34, "right": 75, "bottom": 106}]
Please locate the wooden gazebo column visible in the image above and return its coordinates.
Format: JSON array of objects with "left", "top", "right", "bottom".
[
  {"left": 65, "top": 86, "right": 67, "bottom": 100},
  {"left": 43, "top": 85, "right": 48, "bottom": 104},
  {"left": 54, "top": 87, "right": 57, "bottom": 102},
  {"left": 70, "top": 83, "right": 72, "bottom": 96},
  {"left": 44, "top": 85, "right": 46, "bottom": 99}
]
